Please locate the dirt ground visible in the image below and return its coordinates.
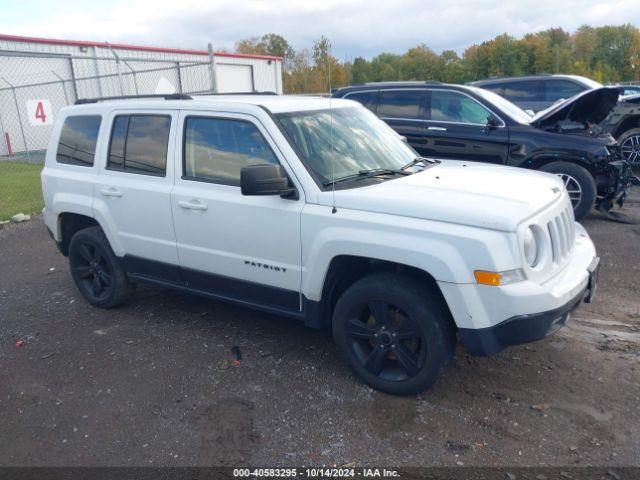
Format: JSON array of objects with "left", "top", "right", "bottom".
[{"left": 0, "top": 194, "right": 639, "bottom": 468}]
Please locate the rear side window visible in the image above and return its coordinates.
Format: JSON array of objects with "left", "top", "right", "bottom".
[
  {"left": 344, "top": 91, "right": 378, "bottom": 110},
  {"left": 183, "top": 117, "right": 279, "bottom": 186},
  {"left": 481, "top": 83, "right": 505, "bottom": 96},
  {"left": 502, "top": 81, "right": 543, "bottom": 102},
  {"left": 544, "top": 80, "right": 586, "bottom": 102},
  {"left": 107, "top": 115, "right": 171, "bottom": 176},
  {"left": 56, "top": 115, "right": 102, "bottom": 167},
  {"left": 376, "top": 90, "right": 424, "bottom": 119}
]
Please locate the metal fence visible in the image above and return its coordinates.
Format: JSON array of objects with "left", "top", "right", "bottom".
[{"left": 0, "top": 50, "right": 217, "bottom": 158}]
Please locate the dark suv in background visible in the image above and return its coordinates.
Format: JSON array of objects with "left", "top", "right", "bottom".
[
  {"left": 468, "top": 74, "right": 601, "bottom": 113},
  {"left": 470, "top": 75, "right": 640, "bottom": 165},
  {"left": 332, "top": 82, "right": 633, "bottom": 219}
]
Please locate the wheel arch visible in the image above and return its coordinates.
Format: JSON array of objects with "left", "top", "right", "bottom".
[
  {"left": 306, "top": 255, "right": 456, "bottom": 331},
  {"left": 57, "top": 212, "right": 100, "bottom": 256},
  {"left": 613, "top": 115, "right": 640, "bottom": 139},
  {"left": 529, "top": 155, "right": 595, "bottom": 175}
]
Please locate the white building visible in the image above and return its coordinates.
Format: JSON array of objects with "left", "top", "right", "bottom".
[{"left": 0, "top": 33, "right": 283, "bottom": 154}]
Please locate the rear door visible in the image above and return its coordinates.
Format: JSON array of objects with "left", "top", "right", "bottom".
[
  {"left": 421, "top": 89, "right": 509, "bottom": 164},
  {"left": 374, "top": 89, "right": 430, "bottom": 155},
  {"left": 93, "top": 110, "right": 181, "bottom": 282}
]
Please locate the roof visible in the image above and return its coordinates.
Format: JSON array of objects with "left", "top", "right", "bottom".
[
  {"left": 336, "top": 81, "right": 443, "bottom": 91},
  {"left": 469, "top": 74, "right": 596, "bottom": 86},
  {"left": 67, "top": 94, "right": 355, "bottom": 114},
  {"left": 0, "top": 33, "right": 282, "bottom": 62}
]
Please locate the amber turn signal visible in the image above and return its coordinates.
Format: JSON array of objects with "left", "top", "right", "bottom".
[{"left": 474, "top": 271, "right": 502, "bottom": 286}]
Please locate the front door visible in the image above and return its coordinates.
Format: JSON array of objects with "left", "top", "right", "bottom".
[
  {"left": 421, "top": 89, "right": 510, "bottom": 164},
  {"left": 170, "top": 111, "right": 304, "bottom": 313}
]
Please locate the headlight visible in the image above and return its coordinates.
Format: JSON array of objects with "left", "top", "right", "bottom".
[{"left": 523, "top": 226, "right": 539, "bottom": 267}]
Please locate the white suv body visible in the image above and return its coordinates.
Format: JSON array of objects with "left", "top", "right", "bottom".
[{"left": 41, "top": 94, "right": 599, "bottom": 394}]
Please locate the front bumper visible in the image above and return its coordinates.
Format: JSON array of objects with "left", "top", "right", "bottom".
[
  {"left": 437, "top": 222, "right": 598, "bottom": 356},
  {"left": 597, "top": 159, "right": 634, "bottom": 209},
  {"left": 458, "top": 256, "right": 599, "bottom": 356}
]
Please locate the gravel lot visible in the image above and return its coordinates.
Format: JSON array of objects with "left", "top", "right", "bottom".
[{"left": 1, "top": 194, "right": 639, "bottom": 467}]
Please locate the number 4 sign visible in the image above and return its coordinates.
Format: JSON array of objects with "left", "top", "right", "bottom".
[{"left": 26, "top": 99, "right": 53, "bottom": 126}]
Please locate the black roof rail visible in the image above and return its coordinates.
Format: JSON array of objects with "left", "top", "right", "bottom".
[
  {"left": 205, "top": 91, "right": 278, "bottom": 96},
  {"left": 75, "top": 93, "right": 192, "bottom": 105}
]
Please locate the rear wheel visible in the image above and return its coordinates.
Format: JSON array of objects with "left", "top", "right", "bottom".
[
  {"left": 332, "top": 273, "right": 456, "bottom": 395},
  {"left": 539, "top": 161, "right": 596, "bottom": 220},
  {"left": 618, "top": 128, "right": 640, "bottom": 165},
  {"left": 68, "top": 226, "right": 134, "bottom": 308}
]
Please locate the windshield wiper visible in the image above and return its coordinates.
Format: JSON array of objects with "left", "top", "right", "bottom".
[
  {"left": 323, "top": 168, "right": 410, "bottom": 187},
  {"left": 401, "top": 156, "right": 439, "bottom": 171}
]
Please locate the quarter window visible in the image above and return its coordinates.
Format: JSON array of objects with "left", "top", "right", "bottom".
[
  {"left": 430, "top": 91, "right": 493, "bottom": 124},
  {"left": 107, "top": 115, "right": 171, "bottom": 176},
  {"left": 56, "top": 115, "right": 101, "bottom": 167},
  {"left": 376, "top": 90, "right": 424, "bottom": 119},
  {"left": 183, "top": 117, "right": 279, "bottom": 186}
]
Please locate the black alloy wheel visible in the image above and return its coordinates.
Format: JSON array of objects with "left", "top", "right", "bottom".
[
  {"left": 345, "top": 300, "right": 426, "bottom": 382},
  {"left": 72, "top": 241, "right": 113, "bottom": 302},
  {"left": 68, "top": 226, "right": 134, "bottom": 308},
  {"left": 332, "top": 273, "right": 456, "bottom": 395}
]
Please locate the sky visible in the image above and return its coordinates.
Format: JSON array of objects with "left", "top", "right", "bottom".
[{"left": 1, "top": 0, "right": 639, "bottom": 60}]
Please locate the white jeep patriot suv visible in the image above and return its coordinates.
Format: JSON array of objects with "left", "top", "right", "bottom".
[{"left": 41, "top": 93, "right": 599, "bottom": 395}]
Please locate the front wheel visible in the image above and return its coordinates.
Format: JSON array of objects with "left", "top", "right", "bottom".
[
  {"left": 332, "top": 273, "right": 456, "bottom": 395},
  {"left": 539, "top": 161, "right": 596, "bottom": 220},
  {"left": 618, "top": 128, "right": 640, "bottom": 165}
]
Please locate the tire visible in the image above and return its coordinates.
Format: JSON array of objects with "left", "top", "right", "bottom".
[
  {"left": 618, "top": 128, "right": 640, "bottom": 165},
  {"left": 539, "top": 161, "right": 596, "bottom": 220},
  {"left": 332, "top": 273, "right": 456, "bottom": 395},
  {"left": 68, "top": 226, "right": 134, "bottom": 308}
]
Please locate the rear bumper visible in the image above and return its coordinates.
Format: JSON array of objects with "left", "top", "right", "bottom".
[{"left": 459, "top": 256, "right": 599, "bottom": 356}]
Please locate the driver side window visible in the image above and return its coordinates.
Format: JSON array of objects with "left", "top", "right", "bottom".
[
  {"left": 430, "top": 91, "right": 493, "bottom": 125},
  {"left": 183, "top": 116, "right": 279, "bottom": 187}
]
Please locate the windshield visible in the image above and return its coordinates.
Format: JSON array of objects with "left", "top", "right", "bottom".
[
  {"left": 467, "top": 86, "right": 534, "bottom": 124},
  {"left": 276, "top": 106, "right": 419, "bottom": 188}
]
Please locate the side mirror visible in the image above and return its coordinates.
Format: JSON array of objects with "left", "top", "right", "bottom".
[
  {"left": 485, "top": 115, "right": 501, "bottom": 129},
  {"left": 240, "top": 164, "right": 297, "bottom": 199}
]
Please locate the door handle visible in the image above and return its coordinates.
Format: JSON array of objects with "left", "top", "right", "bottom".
[
  {"left": 100, "top": 187, "right": 122, "bottom": 197},
  {"left": 427, "top": 126, "right": 447, "bottom": 132},
  {"left": 178, "top": 200, "right": 208, "bottom": 211}
]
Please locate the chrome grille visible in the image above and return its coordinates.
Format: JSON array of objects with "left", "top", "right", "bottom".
[{"left": 547, "top": 205, "right": 575, "bottom": 263}]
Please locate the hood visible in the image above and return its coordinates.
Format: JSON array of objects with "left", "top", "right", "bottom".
[
  {"left": 330, "top": 161, "right": 565, "bottom": 232},
  {"left": 530, "top": 87, "right": 619, "bottom": 129}
]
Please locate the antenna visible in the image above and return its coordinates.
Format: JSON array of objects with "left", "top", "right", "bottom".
[{"left": 328, "top": 47, "right": 337, "bottom": 214}]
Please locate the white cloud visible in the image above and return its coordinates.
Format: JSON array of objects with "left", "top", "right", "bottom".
[{"left": 3, "top": 0, "right": 640, "bottom": 59}]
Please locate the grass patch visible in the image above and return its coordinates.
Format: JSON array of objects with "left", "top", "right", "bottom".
[{"left": 0, "top": 162, "right": 44, "bottom": 221}]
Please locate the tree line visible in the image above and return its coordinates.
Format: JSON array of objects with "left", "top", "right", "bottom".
[{"left": 235, "top": 25, "right": 640, "bottom": 93}]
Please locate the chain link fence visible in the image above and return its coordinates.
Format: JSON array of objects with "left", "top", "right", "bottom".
[
  {"left": 0, "top": 51, "right": 216, "bottom": 161},
  {"left": 0, "top": 51, "right": 217, "bottom": 220}
]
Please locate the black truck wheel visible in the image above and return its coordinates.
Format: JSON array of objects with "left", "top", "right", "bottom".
[
  {"left": 68, "top": 226, "right": 134, "bottom": 308},
  {"left": 332, "top": 273, "right": 456, "bottom": 395}
]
